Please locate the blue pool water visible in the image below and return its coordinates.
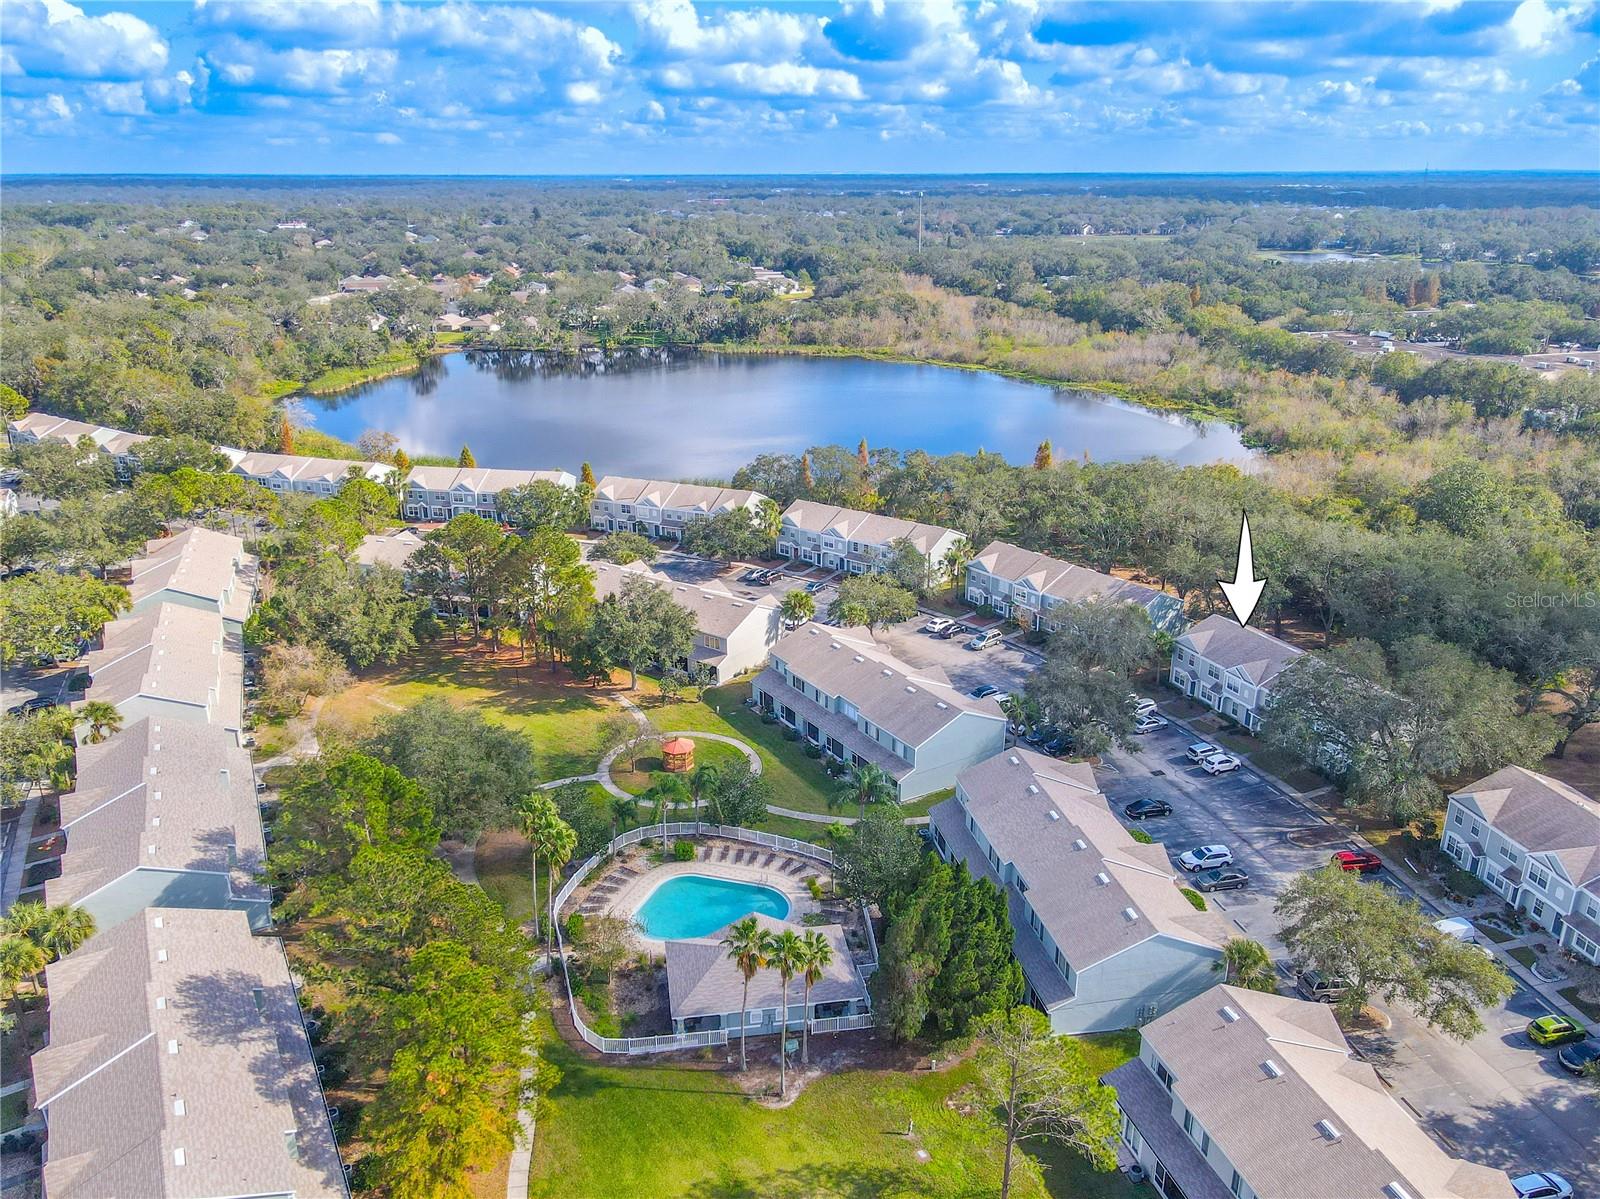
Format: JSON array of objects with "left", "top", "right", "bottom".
[{"left": 634, "top": 874, "right": 790, "bottom": 940}]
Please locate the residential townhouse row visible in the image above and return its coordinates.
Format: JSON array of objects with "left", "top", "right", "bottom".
[
  {"left": 589, "top": 476, "right": 768, "bottom": 540},
  {"left": 34, "top": 524, "right": 347, "bottom": 1198},
  {"left": 589, "top": 561, "right": 783, "bottom": 685},
  {"left": 750, "top": 623, "right": 1008, "bottom": 800},
  {"left": 964, "top": 540, "right": 1189, "bottom": 634},
  {"left": 775, "top": 500, "right": 966, "bottom": 580},
  {"left": 1107, "top": 984, "right": 1513, "bottom": 1199},
  {"left": 1170, "top": 614, "right": 1305, "bottom": 734},
  {"left": 930, "top": 747, "right": 1228, "bottom": 1033},
  {"left": 403, "top": 464, "right": 577, "bottom": 523},
  {"left": 1442, "top": 764, "right": 1600, "bottom": 965}
]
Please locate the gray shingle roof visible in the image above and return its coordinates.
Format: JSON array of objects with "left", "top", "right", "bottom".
[
  {"left": 50, "top": 718, "right": 267, "bottom": 910},
  {"left": 81, "top": 604, "right": 242, "bottom": 729},
  {"left": 353, "top": 529, "right": 426, "bottom": 570},
  {"left": 32, "top": 908, "right": 346, "bottom": 1199},
  {"left": 127, "top": 527, "right": 256, "bottom": 625},
  {"left": 944, "top": 748, "right": 1225, "bottom": 969},
  {"left": 969, "top": 540, "right": 1187, "bottom": 632},
  {"left": 1177, "top": 614, "right": 1304, "bottom": 686},
  {"left": 594, "top": 476, "right": 764, "bottom": 514},
  {"left": 665, "top": 915, "right": 865, "bottom": 1020},
  {"left": 1452, "top": 765, "right": 1600, "bottom": 893},
  {"left": 404, "top": 465, "right": 574, "bottom": 493},
  {"left": 780, "top": 500, "right": 960, "bottom": 556},
  {"left": 1134, "top": 985, "right": 1512, "bottom": 1199},
  {"left": 229, "top": 451, "right": 391, "bottom": 486},
  {"left": 590, "top": 562, "right": 779, "bottom": 641},
  {"left": 767, "top": 623, "right": 1002, "bottom": 749}
]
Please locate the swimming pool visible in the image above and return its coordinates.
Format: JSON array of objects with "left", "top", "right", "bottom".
[{"left": 633, "top": 874, "right": 790, "bottom": 940}]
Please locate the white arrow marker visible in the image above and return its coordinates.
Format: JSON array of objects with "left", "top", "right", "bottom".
[{"left": 1219, "top": 510, "right": 1266, "bottom": 628}]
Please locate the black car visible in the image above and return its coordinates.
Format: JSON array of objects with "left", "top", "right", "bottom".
[
  {"left": 933, "top": 624, "right": 963, "bottom": 640},
  {"left": 6, "top": 695, "right": 57, "bottom": 717},
  {"left": 969, "top": 684, "right": 1002, "bottom": 700},
  {"left": 1194, "top": 867, "right": 1250, "bottom": 893},
  {"left": 1123, "top": 798, "right": 1173, "bottom": 820},
  {"left": 1556, "top": 1038, "right": 1600, "bottom": 1075}
]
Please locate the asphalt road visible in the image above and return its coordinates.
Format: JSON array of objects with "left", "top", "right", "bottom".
[
  {"left": 1100, "top": 723, "right": 1600, "bottom": 1191},
  {"left": 871, "top": 616, "right": 1037, "bottom": 697}
]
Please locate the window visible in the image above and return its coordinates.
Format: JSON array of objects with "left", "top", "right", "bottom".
[
  {"left": 1499, "top": 845, "right": 1516, "bottom": 861},
  {"left": 1231, "top": 1171, "right": 1245, "bottom": 1198},
  {"left": 1155, "top": 1060, "right": 1177, "bottom": 1091},
  {"left": 1528, "top": 864, "right": 1551, "bottom": 890},
  {"left": 1451, "top": 810, "right": 1463, "bottom": 826}
]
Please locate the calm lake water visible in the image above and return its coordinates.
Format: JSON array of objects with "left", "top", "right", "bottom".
[{"left": 299, "top": 351, "right": 1252, "bottom": 478}]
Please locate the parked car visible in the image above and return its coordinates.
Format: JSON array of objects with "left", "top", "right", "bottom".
[
  {"left": 967, "top": 629, "right": 1003, "bottom": 651},
  {"left": 1527, "top": 1015, "right": 1587, "bottom": 1046},
  {"left": 1123, "top": 798, "right": 1173, "bottom": 820},
  {"left": 1555, "top": 1039, "right": 1600, "bottom": 1075},
  {"left": 6, "top": 695, "right": 56, "bottom": 716},
  {"left": 1185, "top": 741, "right": 1219, "bottom": 763},
  {"left": 1295, "top": 968, "right": 1349, "bottom": 1003},
  {"left": 1194, "top": 866, "right": 1250, "bottom": 893},
  {"left": 1432, "top": 916, "right": 1479, "bottom": 943},
  {"left": 968, "top": 684, "right": 1002, "bottom": 699},
  {"left": 922, "top": 617, "right": 954, "bottom": 634},
  {"left": 1199, "top": 753, "right": 1243, "bottom": 775},
  {"left": 1330, "top": 849, "right": 1383, "bottom": 874},
  {"left": 804, "top": 579, "right": 829, "bottom": 593},
  {"left": 1178, "top": 844, "right": 1234, "bottom": 872},
  {"left": 1128, "top": 695, "right": 1158, "bottom": 716},
  {"left": 1134, "top": 714, "right": 1169, "bottom": 733},
  {"left": 1511, "top": 1172, "right": 1573, "bottom": 1199},
  {"left": 934, "top": 624, "right": 964, "bottom": 640},
  {"left": 738, "top": 568, "right": 762, "bottom": 582}
]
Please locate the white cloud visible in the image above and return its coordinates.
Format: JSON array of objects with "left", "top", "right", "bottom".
[
  {"left": 1, "top": 0, "right": 168, "bottom": 80},
  {"left": 204, "top": 40, "right": 397, "bottom": 94},
  {"left": 1506, "top": 0, "right": 1589, "bottom": 52},
  {"left": 374, "top": 130, "right": 401, "bottom": 144}
]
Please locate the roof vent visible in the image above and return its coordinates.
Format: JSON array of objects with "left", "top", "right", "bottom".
[
  {"left": 173, "top": 1148, "right": 186, "bottom": 1167},
  {"left": 155, "top": 996, "right": 166, "bottom": 1010},
  {"left": 153, "top": 916, "right": 163, "bottom": 929},
  {"left": 1072, "top": 838, "right": 1087, "bottom": 850},
  {"left": 173, "top": 1098, "right": 186, "bottom": 1116},
  {"left": 1095, "top": 871, "right": 1110, "bottom": 885},
  {"left": 1220, "top": 1005, "right": 1240, "bottom": 1023},
  {"left": 882, "top": 669, "right": 893, "bottom": 677},
  {"left": 1027, "top": 784, "right": 1039, "bottom": 795},
  {"left": 1008, "top": 755, "right": 1019, "bottom": 765},
  {"left": 852, "top": 655, "right": 863, "bottom": 663},
  {"left": 1262, "top": 1059, "right": 1283, "bottom": 1079},
  {"left": 905, "top": 685, "right": 916, "bottom": 694},
  {"left": 1122, "top": 907, "right": 1139, "bottom": 922},
  {"left": 167, "top": 1039, "right": 179, "bottom": 1055},
  {"left": 1316, "top": 1119, "right": 1341, "bottom": 1142},
  {"left": 1384, "top": 1185, "right": 1417, "bottom": 1199},
  {"left": 1047, "top": 809, "right": 1060, "bottom": 821},
  {"left": 935, "top": 700, "right": 948, "bottom": 709}
]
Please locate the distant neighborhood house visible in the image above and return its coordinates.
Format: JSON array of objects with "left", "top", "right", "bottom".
[{"left": 6, "top": 412, "right": 151, "bottom": 482}]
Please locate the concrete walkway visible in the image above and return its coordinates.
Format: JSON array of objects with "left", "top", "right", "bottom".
[
  {"left": 0, "top": 795, "right": 40, "bottom": 916},
  {"left": 596, "top": 729, "right": 762, "bottom": 800}
]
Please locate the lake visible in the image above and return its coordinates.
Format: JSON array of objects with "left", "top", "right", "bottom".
[{"left": 299, "top": 351, "right": 1252, "bottom": 478}]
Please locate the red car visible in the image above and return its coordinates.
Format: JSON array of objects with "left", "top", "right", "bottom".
[{"left": 1331, "top": 850, "right": 1383, "bottom": 874}]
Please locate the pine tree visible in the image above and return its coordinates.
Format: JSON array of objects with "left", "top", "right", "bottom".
[
  {"left": 1033, "top": 439, "right": 1053, "bottom": 470},
  {"left": 277, "top": 414, "right": 295, "bottom": 454},
  {"left": 393, "top": 447, "right": 411, "bottom": 474},
  {"left": 856, "top": 437, "right": 870, "bottom": 469},
  {"left": 1188, "top": 282, "right": 1201, "bottom": 308},
  {"left": 580, "top": 461, "right": 597, "bottom": 487},
  {"left": 800, "top": 452, "right": 814, "bottom": 492},
  {"left": 458, "top": 444, "right": 477, "bottom": 467}
]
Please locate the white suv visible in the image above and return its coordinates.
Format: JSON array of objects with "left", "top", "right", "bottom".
[
  {"left": 1200, "top": 753, "right": 1243, "bottom": 775},
  {"left": 1179, "top": 845, "right": 1234, "bottom": 872}
]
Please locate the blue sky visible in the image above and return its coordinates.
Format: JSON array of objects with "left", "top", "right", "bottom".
[{"left": 2, "top": 0, "right": 1596, "bottom": 173}]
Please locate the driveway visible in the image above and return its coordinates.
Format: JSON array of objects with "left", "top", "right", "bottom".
[
  {"left": 871, "top": 616, "right": 1035, "bottom": 697},
  {"left": 1100, "top": 723, "right": 1600, "bottom": 1190}
]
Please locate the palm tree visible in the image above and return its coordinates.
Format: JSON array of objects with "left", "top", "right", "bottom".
[
  {"left": 516, "top": 794, "right": 553, "bottom": 943},
  {"left": 538, "top": 812, "right": 578, "bottom": 954},
  {"left": 646, "top": 775, "right": 689, "bottom": 852},
  {"left": 796, "top": 930, "right": 834, "bottom": 1066},
  {"left": 754, "top": 497, "right": 782, "bottom": 545},
  {"left": 1213, "top": 938, "right": 1277, "bottom": 992},
  {"left": 779, "top": 589, "right": 815, "bottom": 629},
  {"left": 0, "top": 901, "right": 49, "bottom": 943},
  {"left": 608, "top": 793, "right": 637, "bottom": 842},
  {"left": 0, "top": 936, "right": 47, "bottom": 1000},
  {"left": 77, "top": 701, "right": 123, "bottom": 745},
  {"left": 767, "top": 928, "right": 805, "bottom": 1098},
  {"left": 831, "top": 762, "right": 896, "bottom": 821},
  {"left": 690, "top": 763, "right": 721, "bottom": 830},
  {"left": 721, "top": 917, "right": 768, "bottom": 1071},
  {"left": 36, "top": 904, "right": 95, "bottom": 961}
]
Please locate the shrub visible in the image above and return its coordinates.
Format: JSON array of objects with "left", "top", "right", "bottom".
[
  {"left": 565, "top": 912, "right": 586, "bottom": 943},
  {"left": 1443, "top": 866, "right": 1487, "bottom": 901},
  {"left": 803, "top": 742, "right": 823, "bottom": 759},
  {"left": 1129, "top": 827, "right": 1154, "bottom": 845},
  {"left": 673, "top": 840, "right": 696, "bottom": 862},
  {"left": 806, "top": 875, "right": 824, "bottom": 900},
  {"left": 1180, "top": 887, "right": 1207, "bottom": 911},
  {"left": 783, "top": 726, "right": 801, "bottom": 742},
  {"left": 761, "top": 711, "right": 779, "bottom": 725}
]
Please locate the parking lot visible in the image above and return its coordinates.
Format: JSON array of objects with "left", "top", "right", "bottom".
[
  {"left": 871, "top": 616, "right": 1037, "bottom": 698},
  {"left": 1101, "top": 720, "right": 1600, "bottom": 1190}
]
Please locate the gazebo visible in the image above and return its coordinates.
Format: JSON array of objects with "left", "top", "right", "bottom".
[{"left": 661, "top": 737, "right": 696, "bottom": 773}]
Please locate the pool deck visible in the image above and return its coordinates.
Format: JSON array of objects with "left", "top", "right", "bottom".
[{"left": 596, "top": 850, "right": 826, "bottom": 954}]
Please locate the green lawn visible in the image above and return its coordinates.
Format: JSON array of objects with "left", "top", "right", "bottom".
[
  {"left": 319, "top": 644, "right": 618, "bottom": 782},
  {"left": 1509, "top": 946, "right": 1540, "bottom": 968},
  {"left": 1478, "top": 922, "right": 1517, "bottom": 945},
  {"left": 612, "top": 739, "right": 750, "bottom": 796},
  {"left": 1558, "top": 985, "right": 1600, "bottom": 1023},
  {"left": 529, "top": 1018, "right": 1139, "bottom": 1199}
]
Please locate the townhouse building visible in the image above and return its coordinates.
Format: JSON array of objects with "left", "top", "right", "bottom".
[
  {"left": 353, "top": 527, "right": 427, "bottom": 571},
  {"left": 402, "top": 465, "right": 576, "bottom": 523},
  {"left": 1442, "top": 765, "right": 1600, "bottom": 964},
  {"left": 964, "top": 540, "right": 1188, "bottom": 634},
  {"left": 590, "top": 562, "right": 783, "bottom": 685},
  {"left": 1170, "top": 614, "right": 1304, "bottom": 733},
  {"left": 929, "top": 748, "right": 1226, "bottom": 1033},
  {"left": 49, "top": 719, "right": 270, "bottom": 933},
  {"left": 79, "top": 603, "right": 244, "bottom": 742},
  {"left": 750, "top": 623, "right": 1006, "bottom": 800},
  {"left": 1105, "top": 984, "right": 1512, "bottom": 1199},
  {"left": 223, "top": 449, "right": 395, "bottom": 496},
  {"left": 125, "top": 527, "right": 257, "bottom": 635},
  {"left": 589, "top": 477, "right": 769, "bottom": 541},
  {"left": 6, "top": 411, "right": 151, "bottom": 482},
  {"left": 776, "top": 501, "right": 966, "bottom": 581},
  {"left": 31, "top": 908, "right": 347, "bottom": 1198}
]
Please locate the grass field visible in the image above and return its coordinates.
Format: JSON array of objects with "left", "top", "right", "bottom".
[
  {"left": 611, "top": 738, "right": 750, "bottom": 796},
  {"left": 529, "top": 1019, "right": 1139, "bottom": 1199}
]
